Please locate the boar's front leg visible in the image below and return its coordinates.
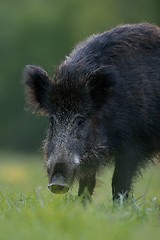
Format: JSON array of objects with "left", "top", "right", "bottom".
[
  {"left": 112, "top": 152, "right": 140, "bottom": 202},
  {"left": 112, "top": 165, "right": 132, "bottom": 202},
  {"left": 78, "top": 173, "right": 96, "bottom": 201}
]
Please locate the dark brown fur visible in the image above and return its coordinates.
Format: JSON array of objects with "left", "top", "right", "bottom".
[{"left": 24, "top": 23, "right": 160, "bottom": 201}]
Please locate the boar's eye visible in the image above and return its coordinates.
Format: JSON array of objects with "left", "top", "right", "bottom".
[{"left": 73, "top": 115, "right": 86, "bottom": 128}]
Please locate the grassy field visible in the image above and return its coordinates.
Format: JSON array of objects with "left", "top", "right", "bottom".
[{"left": 0, "top": 153, "right": 160, "bottom": 240}]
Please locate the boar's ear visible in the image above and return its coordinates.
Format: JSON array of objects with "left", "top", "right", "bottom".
[
  {"left": 24, "top": 65, "right": 52, "bottom": 114},
  {"left": 86, "top": 66, "right": 117, "bottom": 109}
]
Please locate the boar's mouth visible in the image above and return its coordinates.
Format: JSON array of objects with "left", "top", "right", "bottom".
[{"left": 48, "top": 174, "right": 70, "bottom": 194}]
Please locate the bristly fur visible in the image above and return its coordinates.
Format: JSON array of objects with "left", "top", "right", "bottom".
[
  {"left": 24, "top": 65, "right": 53, "bottom": 115},
  {"left": 24, "top": 23, "right": 160, "bottom": 201}
]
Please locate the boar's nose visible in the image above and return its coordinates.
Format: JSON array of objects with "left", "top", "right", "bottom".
[{"left": 48, "top": 174, "right": 69, "bottom": 194}]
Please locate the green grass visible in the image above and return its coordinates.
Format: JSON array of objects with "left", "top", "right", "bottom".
[{"left": 0, "top": 153, "right": 160, "bottom": 240}]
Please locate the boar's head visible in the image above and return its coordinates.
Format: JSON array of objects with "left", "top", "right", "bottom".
[{"left": 24, "top": 64, "right": 115, "bottom": 194}]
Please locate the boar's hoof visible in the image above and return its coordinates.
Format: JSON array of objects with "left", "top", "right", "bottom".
[{"left": 48, "top": 175, "right": 69, "bottom": 194}]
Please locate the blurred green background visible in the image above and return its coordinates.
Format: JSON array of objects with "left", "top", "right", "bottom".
[{"left": 0, "top": 0, "right": 160, "bottom": 154}]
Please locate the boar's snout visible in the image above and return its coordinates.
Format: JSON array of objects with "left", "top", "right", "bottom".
[{"left": 48, "top": 174, "right": 70, "bottom": 194}]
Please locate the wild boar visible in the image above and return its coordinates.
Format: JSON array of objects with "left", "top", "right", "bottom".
[{"left": 24, "top": 23, "right": 160, "bottom": 201}]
